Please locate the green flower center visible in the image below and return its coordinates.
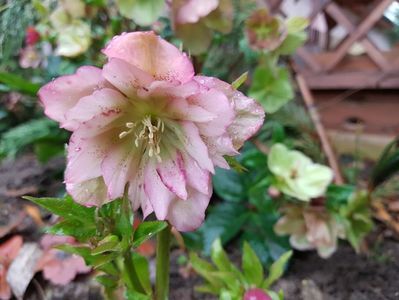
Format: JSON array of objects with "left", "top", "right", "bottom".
[{"left": 119, "top": 115, "right": 165, "bottom": 162}]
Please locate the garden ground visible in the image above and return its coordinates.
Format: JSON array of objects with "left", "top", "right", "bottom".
[{"left": 1, "top": 154, "right": 398, "bottom": 300}]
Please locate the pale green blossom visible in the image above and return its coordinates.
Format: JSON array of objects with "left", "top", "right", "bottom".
[{"left": 268, "top": 143, "right": 333, "bottom": 201}]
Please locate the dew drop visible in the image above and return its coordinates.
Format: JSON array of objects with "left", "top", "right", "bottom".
[{"left": 75, "top": 147, "right": 82, "bottom": 152}]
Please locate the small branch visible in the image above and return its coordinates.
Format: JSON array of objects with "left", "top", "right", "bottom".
[{"left": 296, "top": 74, "right": 344, "bottom": 184}]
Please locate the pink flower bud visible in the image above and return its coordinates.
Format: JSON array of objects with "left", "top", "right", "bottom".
[{"left": 244, "top": 288, "right": 272, "bottom": 300}]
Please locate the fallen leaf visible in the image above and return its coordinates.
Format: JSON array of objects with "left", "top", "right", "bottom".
[
  {"left": 24, "top": 205, "right": 44, "bottom": 227},
  {"left": 6, "top": 243, "right": 42, "bottom": 299}
]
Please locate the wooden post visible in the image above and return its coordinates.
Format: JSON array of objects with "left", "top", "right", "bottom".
[{"left": 296, "top": 74, "right": 344, "bottom": 184}]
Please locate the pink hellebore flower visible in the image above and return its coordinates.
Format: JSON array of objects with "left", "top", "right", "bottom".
[
  {"left": 38, "top": 31, "right": 264, "bottom": 232},
  {"left": 243, "top": 288, "right": 272, "bottom": 300},
  {"left": 36, "top": 235, "right": 90, "bottom": 286},
  {"left": 0, "top": 236, "right": 23, "bottom": 300}
]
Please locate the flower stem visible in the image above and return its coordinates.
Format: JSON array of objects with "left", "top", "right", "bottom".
[
  {"left": 155, "top": 224, "right": 172, "bottom": 300},
  {"left": 123, "top": 250, "right": 146, "bottom": 294}
]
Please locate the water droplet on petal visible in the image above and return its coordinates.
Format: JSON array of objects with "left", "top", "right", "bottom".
[{"left": 75, "top": 147, "right": 81, "bottom": 152}]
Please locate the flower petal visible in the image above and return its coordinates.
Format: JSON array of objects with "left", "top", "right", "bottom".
[
  {"left": 102, "top": 31, "right": 194, "bottom": 83},
  {"left": 195, "top": 76, "right": 265, "bottom": 149},
  {"left": 102, "top": 58, "right": 154, "bottom": 98},
  {"left": 101, "top": 140, "right": 135, "bottom": 199},
  {"left": 156, "top": 152, "right": 187, "bottom": 200},
  {"left": 65, "top": 130, "right": 115, "bottom": 183},
  {"left": 66, "top": 177, "right": 111, "bottom": 207},
  {"left": 65, "top": 88, "right": 128, "bottom": 128},
  {"left": 202, "top": 134, "right": 237, "bottom": 168},
  {"left": 175, "top": 0, "right": 218, "bottom": 24},
  {"left": 173, "top": 121, "right": 214, "bottom": 173},
  {"left": 38, "top": 66, "right": 107, "bottom": 130},
  {"left": 190, "top": 88, "right": 234, "bottom": 136},
  {"left": 128, "top": 176, "right": 154, "bottom": 218},
  {"left": 182, "top": 152, "right": 210, "bottom": 195},
  {"left": 166, "top": 187, "right": 211, "bottom": 232},
  {"left": 143, "top": 163, "right": 174, "bottom": 220}
]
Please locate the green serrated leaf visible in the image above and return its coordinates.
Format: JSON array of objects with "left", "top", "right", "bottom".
[
  {"left": 95, "top": 274, "right": 118, "bottom": 289},
  {"left": 232, "top": 71, "right": 248, "bottom": 90},
  {"left": 45, "top": 219, "right": 96, "bottom": 241},
  {"left": 23, "top": 196, "right": 95, "bottom": 223},
  {"left": 55, "top": 244, "right": 118, "bottom": 269},
  {"left": 92, "top": 235, "right": 121, "bottom": 255},
  {"left": 262, "top": 250, "right": 292, "bottom": 289},
  {"left": 242, "top": 241, "right": 264, "bottom": 287},
  {"left": 133, "top": 221, "right": 167, "bottom": 248},
  {"left": 132, "top": 252, "right": 152, "bottom": 295},
  {"left": 211, "top": 238, "right": 233, "bottom": 272},
  {"left": 189, "top": 252, "right": 224, "bottom": 289}
]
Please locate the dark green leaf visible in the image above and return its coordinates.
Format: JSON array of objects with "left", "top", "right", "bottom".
[
  {"left": 198, "top": 203, "right": 250, "bottom": 254},
  {"left": 92, "top": 235, "right": 121, "bottom": 255},
  {"left": 325, "top": 184, "right": 355, "bottom": 212},
  {"left": 133, "top": 221, "right": 167, "bottom": 248},
  {"left": 132, "top": 252, "right": 152, "bottom": 295},
  {"left": 45, "top": 219, "right": 96, "bottom": 241},
  {"left": 370, "top": 137, "right": 399, "bottom": 190},
  {"left": 23, "top": 196, "right": 95, "bottom": 224},
  {"left": 34, "top": 141, "right": 65, "bottom": 163},
  {"left": 213, "top": 168, "right": 246, "bottom": 202}
]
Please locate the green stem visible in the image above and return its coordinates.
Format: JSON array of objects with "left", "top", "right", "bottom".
[
  {"left": 123, "top": 250, "right": 146, "bottom": 294},
  {"left": 155, "top": 224, "right": 172, "bottom": 300}
]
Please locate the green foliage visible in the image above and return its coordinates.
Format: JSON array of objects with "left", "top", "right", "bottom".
[
  {"left": 115, "top": 0, "right": 165, "bottom": 26},
  {"left": 277, "top": 17, "right": 308, "bottom": 55},
  {"left": 185, "top": 144, "right": 290, "bottom": 266},
  {"left": 231, "top": 71, "right": 249, "bottom": 90},
  {"left": 249, "top": 65, "right": 294, "bottom": 114},
  {"left": 0, "top": 72, "right": 41, "bottom": 95},
  {"left": 369, "top": 137, "right": 399, "bottom": 191},
  {"left": 24, "top": 194, "right": 165, "bottom": 298},
  {"left": 0, "top": 118, "right": 68, "bottom": 161},
  {"left": 190, "top": 238, "right": 290, "bottom": 299},
  {"left": 133, "top": 221, "right": 167, "bottom": 247},
  {"left": 326, "top": 186, "right": 373, "bottom": 252},
  {"left": 242, "top": 241, "right": 264, "bottom": 286}
]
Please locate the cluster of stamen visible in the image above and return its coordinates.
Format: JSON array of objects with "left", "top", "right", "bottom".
[{"left": 119, "top": 115, "right": 164, "bottom": 162}]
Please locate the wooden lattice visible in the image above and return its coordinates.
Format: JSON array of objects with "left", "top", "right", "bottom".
[{"left": 271, "top": 0, "right": 399, "bottom": 89}]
